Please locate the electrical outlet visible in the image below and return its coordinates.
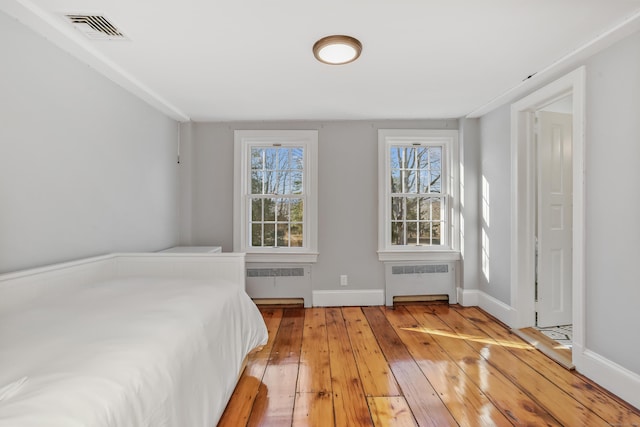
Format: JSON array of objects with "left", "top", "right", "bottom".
[{"left": 340, "top": 275, "right": 348, "bottom": 286}]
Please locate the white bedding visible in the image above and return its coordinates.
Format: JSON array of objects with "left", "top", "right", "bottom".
[{"left": 0, "top": 277, "right": 268, "bottom": 427}]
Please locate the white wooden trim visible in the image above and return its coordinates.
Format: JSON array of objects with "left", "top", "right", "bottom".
[
  {"left": 478, "top": 291, "right": 516, "bottom": 326},
  {"left": 244, "top": 252, "right": 319, "bottom": 263},
  {"left": 378, "top": 250, "right": 460, "bottom": 262},
  {"left": 457, "top": 288, "right": 480, "bottom": 307},
  {"left": 574, "top": 345, "right": 640, "bottom": 410},
  {"left": 377, "top": 129, "right": 460, "bottom": 260},
  {"left": 312, "top": 289, "right": 384, "bottom": 307},
  {"left": 0, "top": 252, "right": 248, "bottom": 310},
  {"left": 0, "top": 254, "right": 113, "bottom": 282},
  {"left": 114, "top": 252, "right": 246, "bottom": 288},
  {"left": 509, "top": 67, "right": 586, "bottom": 342},
  {"left": 454, "top": 288, "right": 515, "bottom": 326},
  {"left": 233, "top": 130, "right": 319, "bottom": 261}
]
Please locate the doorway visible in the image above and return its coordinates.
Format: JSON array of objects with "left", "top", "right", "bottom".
[
  {"left": 509, "top": 67, "right": 586, "bottom": 370},
  {"left": 535, "top": 100, "right": 573, "bottom": 330}
]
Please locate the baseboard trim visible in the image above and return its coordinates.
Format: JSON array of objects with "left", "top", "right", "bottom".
[
  {"left": 457, "top": 288, "right": 480, "bottom": 306},
  {"left": 456, "top": 288, "right": 515, "bottom": 326},
  {"left": 478, "top": 291, "right": 516, "bottom": 326},
  {"left": 312, "top": 289, "right": 384, "bottom": 307},
  {"left": 573, "top": 345, "right": 640, "bottom": 410}
]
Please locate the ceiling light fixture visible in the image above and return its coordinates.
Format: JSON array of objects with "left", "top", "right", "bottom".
[{"left": 313, "top": 35, "right": 362, "bottom": 65}]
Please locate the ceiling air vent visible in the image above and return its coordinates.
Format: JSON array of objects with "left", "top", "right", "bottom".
[{"left": 65, "top": 15, "right": 127, "bottom": 40}]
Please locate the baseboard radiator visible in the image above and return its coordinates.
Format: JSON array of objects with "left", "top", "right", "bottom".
[
  {"left": 245, "top": 264, "right": 312, "bottom": 308},
  {"left": 384, "top": 262, "right": 457, "bottom": 306}
]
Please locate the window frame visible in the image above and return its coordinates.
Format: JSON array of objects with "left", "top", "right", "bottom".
[
  {"left": 234, "top": 130, "right": 318, "bottom": 263},
  {"left": 378, "top": 129, "right": 460, "bottom": 261}
]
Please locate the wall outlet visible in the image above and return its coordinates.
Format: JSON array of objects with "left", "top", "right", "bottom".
[{"left": 340, "top": 275, "right": 348, "bottom": 286}]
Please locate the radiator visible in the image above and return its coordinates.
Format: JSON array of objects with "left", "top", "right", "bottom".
[
  {"left": 245, "top": 264, "right": 312, "bottom": 307},
  {"left": 384, "top": 261, "right": 457, "bottom": 306}
]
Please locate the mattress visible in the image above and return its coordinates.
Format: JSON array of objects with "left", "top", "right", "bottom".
[{"left": 0, "top": 277, "right": 268, "bottom": 426}]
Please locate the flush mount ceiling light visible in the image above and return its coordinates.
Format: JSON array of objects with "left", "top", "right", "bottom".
[{"left": 313, "top": 35, "right": 362, "bottom": 65}]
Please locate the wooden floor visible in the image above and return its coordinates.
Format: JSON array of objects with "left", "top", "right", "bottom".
[{"left": 218, "top": 304, "right": 640, "bottom": 426}]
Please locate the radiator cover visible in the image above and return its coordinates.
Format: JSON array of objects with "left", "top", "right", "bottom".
[
  {"left": 245, "top": 264, "right": 312, "bottom": 307},
  {"left": 384, "top": 261, "right": 457, "bottom": 306}
]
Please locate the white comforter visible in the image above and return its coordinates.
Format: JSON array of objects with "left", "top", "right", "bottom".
[{"left": 0, "top": 277, "right": 268, "bottom": 427}]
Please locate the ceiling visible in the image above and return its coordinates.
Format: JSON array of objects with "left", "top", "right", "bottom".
[{"left": 4, "top": 0, "right": 640, "bottom": 122}]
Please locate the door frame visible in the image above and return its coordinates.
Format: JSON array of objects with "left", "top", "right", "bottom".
[{"left": 509, "top": 67, "right": 586, "bottom": 364}]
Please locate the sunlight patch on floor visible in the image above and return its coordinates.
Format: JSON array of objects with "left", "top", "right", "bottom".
[{"left": 401, "top": 327, "right": 534, "bottom": 350}]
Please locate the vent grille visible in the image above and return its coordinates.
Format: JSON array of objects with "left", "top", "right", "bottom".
[
  {"left": 247, "top": 268, "right": 305, "bottom": 278},
  {"left": 66, "top": 15, "right": 126, "bottom": 40},
  {"left": 392, "top": 264, "right": 449, "bottom": 275}
]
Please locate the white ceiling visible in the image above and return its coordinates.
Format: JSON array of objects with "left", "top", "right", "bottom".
[{"left": 4, "top": 0, "right": 640, "bottom": 122}]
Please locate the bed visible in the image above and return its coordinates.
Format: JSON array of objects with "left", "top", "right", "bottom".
[{"left": 0, "top": 253, "right": 268, "bottom": 427}]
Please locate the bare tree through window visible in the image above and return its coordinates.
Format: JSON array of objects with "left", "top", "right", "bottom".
[
  {"left": 250, "top": 147, "right": 304, "bottom": 247},
  {"left": 390, "top": 145, "right": 444, "bottom": 246}
]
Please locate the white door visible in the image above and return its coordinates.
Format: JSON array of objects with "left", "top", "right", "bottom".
[{"left": 536, "top": 111, "right": 573, "bottom": 327}]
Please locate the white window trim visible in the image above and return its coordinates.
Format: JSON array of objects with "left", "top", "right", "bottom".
[
  {"left": 377, "top": 129, "right": 460, "bottom": 262},
  {"left": 233, "top": 130, "right": 318, "bottom": 263}
]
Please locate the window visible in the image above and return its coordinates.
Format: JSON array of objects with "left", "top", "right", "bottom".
[
  {"left": 234, "top": 130, "right": 318, "bottom": 262},
  {"left": 378, "top": 129, "right": 459, "bottom": 261}
]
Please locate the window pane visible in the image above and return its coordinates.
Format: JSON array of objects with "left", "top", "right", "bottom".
[
  {"left": 290, "top": 224, "right": 303, "bottom": 247},
  {"left": 276, "top": 171, "right": 289, "bottom": 194},
  {"left": 264, "top": 148, "right": 277, "bottom": 170},
  {"left": 277, "top": 198, "right": 289, "bottom": 221},
  {"left": 390, "top": 147, "right": 401, "bottom": 169},
  {"left": 291, "top": 148, "right": 303, "bottom": 169},
  {"left": 290, "top": 199, "right": 303, "bottom": 222},
  {"left": 417, "top": 171, "right": 429, "bottom": 194},
  {"left": 404, "top": 147, "right": 415, "bottom": 168},
  {"left": 406, "top": 197, "right": 418, "bottom": 220},
  {"left": 264, "top": 170, "right": 277, "bottom": 194},
  {"left": 417, "top": 147, "right": 429, "bottom": 169},
  {"left": 419, "top": 197, "right": 431, "bottom": 221},
  {"left": 251, "top": 171, "right": 263, "bottom": 194},
  {"left": 429, "top": 147, "right": 442, "bottom": 170},
  {"left": 251, "top": 224, "right": 262, "bottom": 247},
  {"left": 407, "top": 222, "right": 417, "bottom": 245},
  {"left": 419, "top": 222, "right": 431, "bottom": 244},
  {"left": 391, "top": 197, "right": 404, "bottom": 221},
  {"left": 403, "top": 169, "right": 417, "bottom": 193},
  {"left": 277, "top": 223, "right": 288, "bottom": 247},
  {"left": 264, "top": 198, "right": 276, "bottom": 221},
  {"left": 430, "top": 171, "right": 442, "bottom": 193},
  {"left": 391, "top": 222, "right": 404, "bottom": 245},
  {"left": 251, "top": 148, "right": 263, "bottom": 170},
  {"left": 290, "top": 171, "right": 303, "bottom": 194},
  {"left": 432, "top": 199, "right": 442, "bottom": 221},
  {"left": 251, "top": 199, "right": 263, "bottom": 221},
  {"left": 277, "top": 148, "right": 290, "bottom": 170},
  {"left": 391, "top": 170, "right": 401, "bottom": 193},
  {"left": 264, "top": 223, "right": 275, "bottom": 246},
  {"left": 432, "top": 223, "right": 441, "bottom": 245}
]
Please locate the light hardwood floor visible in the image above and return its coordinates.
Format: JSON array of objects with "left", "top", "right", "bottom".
[{"left": 218, "top": 305, "right": 640, "bottom": 426}]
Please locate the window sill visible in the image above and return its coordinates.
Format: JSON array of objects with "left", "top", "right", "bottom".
[
  {"left": 244, "top": 252, "right": 319, "bottom": 264},
  {"left": 377, "top": 250, "right": 460, "bottom": 262}
]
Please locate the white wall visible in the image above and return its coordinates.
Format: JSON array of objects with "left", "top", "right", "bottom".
[
  {"left": 459, "top": 118, "right": 481, "bottom": 293},
  {"left": 583, "top": 30, "right": 640, "bottom": 375},
  {"left": 0, "top": 11, "right": 180, "bottom": 273},
  {"left": 183, "top": 119, "right": 459, "bottom": 293},
  {"left": 477, "top": 105, "right": 512, "bottom": 303},
  {"left": 477, "top": 28, "right": 640, "bottom": 394}
]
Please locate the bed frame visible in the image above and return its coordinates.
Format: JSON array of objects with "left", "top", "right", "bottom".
[{"left": 0, "top": 252, "right": 246, "bottom": 311}]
